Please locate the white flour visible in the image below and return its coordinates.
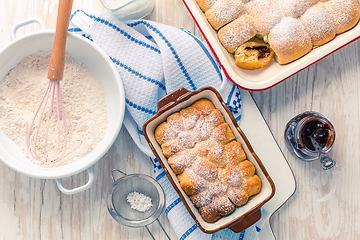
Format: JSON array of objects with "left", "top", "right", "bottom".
[{"left": 0, "top": 51, "right": 107, "bottom": 167}]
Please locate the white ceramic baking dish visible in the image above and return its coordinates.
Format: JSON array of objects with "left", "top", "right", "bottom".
[
  {"left": 143, "top": 86, "right": 275, "bottom": 233},
  {"left": 182, "top": 0, "right": 360, "bottom": 91},
  {"left": 0, "top": 18, "right": 125, "bottom": 194}
]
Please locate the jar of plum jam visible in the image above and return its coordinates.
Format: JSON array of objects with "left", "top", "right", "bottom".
[{"left": 284, "top": 111, "right": 336, "bottom": 170}]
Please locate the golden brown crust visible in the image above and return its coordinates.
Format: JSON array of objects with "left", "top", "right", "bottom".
[
  {"left": 219, "top": 164, "right": 243, "bottom": 187},
  {"left": 168, "top": 149, "right": 197, "bottom": 174},
  {"left": 195, "top": 0, "right": 218, "bottom": 12},
  {"left": 211, "top": 122, "right": 236, "bottom": 144},
  {"left": 300, "top": 3, "right": 336, "bottom": 46},
  {"left": 245, "top": 0, "right": 282, "bottom": 37},
  {"left": 218, "top": 14, "right": 257, "bottom": 54},
  {"left": 193, "top": 157, "right": 218, "bottom": 181},
  {"left": 178, "top": 169, "right": 207, "bottom": 196},
  {"left": 268, "top": 17, "right": 313, "bottom": 64},
  {"left": 280, "top": 0, "right": 318, "bottom": 18},
  {"left": 205, "top": 0, "right": 245, "bottom": 30},
  {"left": 160, "top": 138, "right": 181, "bottom": 158},
  {"left": 207, "top": 143, "right": 227, "bottom": 167},
  {"left": 227, "top": 188, "right": 249, "bottom": 207},
  {"left": 238, "top": 160, "right": 256, "bottom": 177},
  {"left": 190, "top": 99, "right": 215, "bottom": 116},
  {"left": 234, "top": 41, "right": 274, "bottom": 70},
  {"left": 179, "top": 106, "right": 200, "bottom": 130},
  {"left": 194, "top": 138, "right": 216, "bottom": 157},
  {"left": 213, "top": 196, "right": 235, "bottom": 216},
  {"left": 242, "top": 175, "right": 262, "bottom": 197},
  {"left": 225, "top": 140, "right": 246, "bottom": 165},
  {"left": 190, "top": 191, "right": 213, "bottom": 208},
  {"left": 208, "top": 181, "right": 228, "bottom": 197},
  {"left": 326, "top": 0, "right": 360, "bottom": 34},
  {"left": 155, "top": 122, "right": 173, "bottom": 145},
  {"left": 199, "top": 202, "right": 221, "bottom": 223},
  {"left": 154, "top": 99, "right": 261, "bottom": 223},
  {"left": 196, "top": 0, "right": 360, "bottom": 68}
]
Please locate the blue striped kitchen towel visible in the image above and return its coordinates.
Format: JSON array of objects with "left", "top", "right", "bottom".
[{"left": 69, "top": 9, "right": 267, "bottom": 240}]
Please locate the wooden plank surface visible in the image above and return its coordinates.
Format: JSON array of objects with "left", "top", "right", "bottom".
[{"left": 1, "top": 0, "right": 360, "bottom": 239}]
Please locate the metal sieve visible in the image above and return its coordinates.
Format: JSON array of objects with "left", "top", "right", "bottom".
[{"left": 106, "top": 168, "right": 170, "bottom": 239}]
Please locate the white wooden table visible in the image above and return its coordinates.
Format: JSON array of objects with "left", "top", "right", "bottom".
[{"left": 1, "top": 0, "right": 360, "bottom": 239}]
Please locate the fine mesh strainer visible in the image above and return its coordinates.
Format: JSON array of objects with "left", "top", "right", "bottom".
[{"left": 106, "top": 169, "right": 170, "bottom": 240}]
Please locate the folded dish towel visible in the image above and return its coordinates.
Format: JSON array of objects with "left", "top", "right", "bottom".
[{"left": 69, "top": 9, "right": 268, "bottom": 240}]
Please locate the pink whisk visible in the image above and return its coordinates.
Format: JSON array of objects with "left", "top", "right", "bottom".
[{"left": 26, "top": 0, "right": 73, "bottom": 163}]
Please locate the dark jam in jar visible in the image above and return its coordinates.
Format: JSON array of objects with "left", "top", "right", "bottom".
[
  {"left": 284, "top": 111, "right": 335, "bottom": 162},
  {"left": 300, "top": 119, "right": 331, "bottom": 151}
]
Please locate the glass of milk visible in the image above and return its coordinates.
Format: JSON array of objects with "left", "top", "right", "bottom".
[{"left": 100, "top": 0, "right": 155, "bottom": 21}]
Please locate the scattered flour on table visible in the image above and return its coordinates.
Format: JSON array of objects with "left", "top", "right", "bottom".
[
  {"left": 0, "top": 51, "right": 107, "bottom": 167},
  {"left": 126, "top": 191, "right": 153, "bottom": 212}
]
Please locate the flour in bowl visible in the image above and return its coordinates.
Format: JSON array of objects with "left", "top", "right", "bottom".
[{"left": 0, "top": 51, "right": 108, "bottom": 167}]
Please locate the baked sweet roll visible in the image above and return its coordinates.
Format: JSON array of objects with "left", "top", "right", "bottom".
[
  {"left": 268, "top": 17, "right": 313, "bottom": 64},
  {"left": 234, "top": 42, "right": 274, "bottom": 70},
  {"left": 167, "top": 149, "right": 197, "bottom": 174},
  {"left": 245, "top": 0, "right": 283, "bottom": 40},
  {"left": 195, "top": 0, "right": 360, "bottom": 69},
  {"left": 325, "top": 0, "right": 360, "bottom": 34},
  {"left": 218, "top": 14, "right": 257, "bottom": 53},
  {"left": 205, "top": 0, "right": 246, "bottom": 30},
  {"left": 178, "top": 169, "right": 208, "bottom": 196},
  {"left": 300, "top": 3, "right": 336, "bottom": 46},
  {"left": 155, "top": 99, "right": 262, "bottom": 223},
  {"left": 280, "top": 0, "right": 318, "bottom": 18},
  {"left": 195, "top": 0, "right": 218, "bottom": 12}
]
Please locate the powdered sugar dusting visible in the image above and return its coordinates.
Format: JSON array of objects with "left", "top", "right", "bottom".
[
  {"left": 219, "top": 165, "right": 243, "bottom": 187},
  {"left": 245, "top": 0, "right": 283, "bottom": 37},
  {"left": 155, "top": 99, "right": 261, "bottom": 223},
  {"left": 206, "top": 0, "right": 245, "bottom": 30},
  {"left": 218, "top": 14, "right": 257, "bottom": 53},
  {"left": 208, "top": 180, "right": 228, "bottom": 197},
  {"left": 180, "top": 106, "right": 200, "bottom": 130},
  {"left": 177, "top": 131, "right": 196, "bottom": 149},
  {"left": 213, "top": 196, "right": 235, "bottom": 216},
  {"left": 196, "top": 0, "right": 219, "bottom": 12},
  {"left": 190, "top": 190, "right": 213, "bottom": 207},
  {"left": 268, "top": 17, "right": 312, "bottom": 63},
  {"left": 196, "top": 0, "right": 360, "bottom": 65},
  {"left": 126, "top": 191, "right": 153, "bottom": 212},
  {"left": 280, "top": 0, "right": 318, "bottom": 18},
  {"left": 193, "top": 157, "right": 218, "bottom": 181},
  {"left": 326, "top": 0, "right": 360, "bottom": 34},
  {"left": 301, "top": 3, "right": 336, "bottom": 46}
]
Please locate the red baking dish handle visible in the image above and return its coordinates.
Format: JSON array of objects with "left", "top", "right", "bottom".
[
  {"left": 157, "top": 87, "right": 191, "bottom": 112},
  {"left": 228, "top": 208, "right": 261, "bottom": 233}
]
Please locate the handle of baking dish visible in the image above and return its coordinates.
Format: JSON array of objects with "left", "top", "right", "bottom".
[
  {"left": 11, "top": 18, "right": 47, "bottom": 40},
  {"left": 55, "top": 167, "right": 95, "bottom": 195},
  {"left": 157, "top": 87, "right": 191, "bottom": 112},
  {"left": 157, "top": 70, "right": 230, "bottom": 112},
  {"left": 229, "top": 208, "right": 262, "bottom": 233}
]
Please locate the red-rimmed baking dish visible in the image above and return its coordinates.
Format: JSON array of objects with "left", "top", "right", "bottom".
[
  {"left": 181, "top": 0, "right": 360, "bottom": 91},
  {"left": 143, "top": 86, "right": 275, "bottom": 233}
]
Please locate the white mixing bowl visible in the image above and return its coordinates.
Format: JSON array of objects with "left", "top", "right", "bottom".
[{"left": 0, "top": 18, "right": 125, "bottom": 194}]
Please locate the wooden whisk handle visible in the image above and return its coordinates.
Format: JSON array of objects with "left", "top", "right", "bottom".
[{"left": 47, "top": 0, "right": 74, "bottom": 81}]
